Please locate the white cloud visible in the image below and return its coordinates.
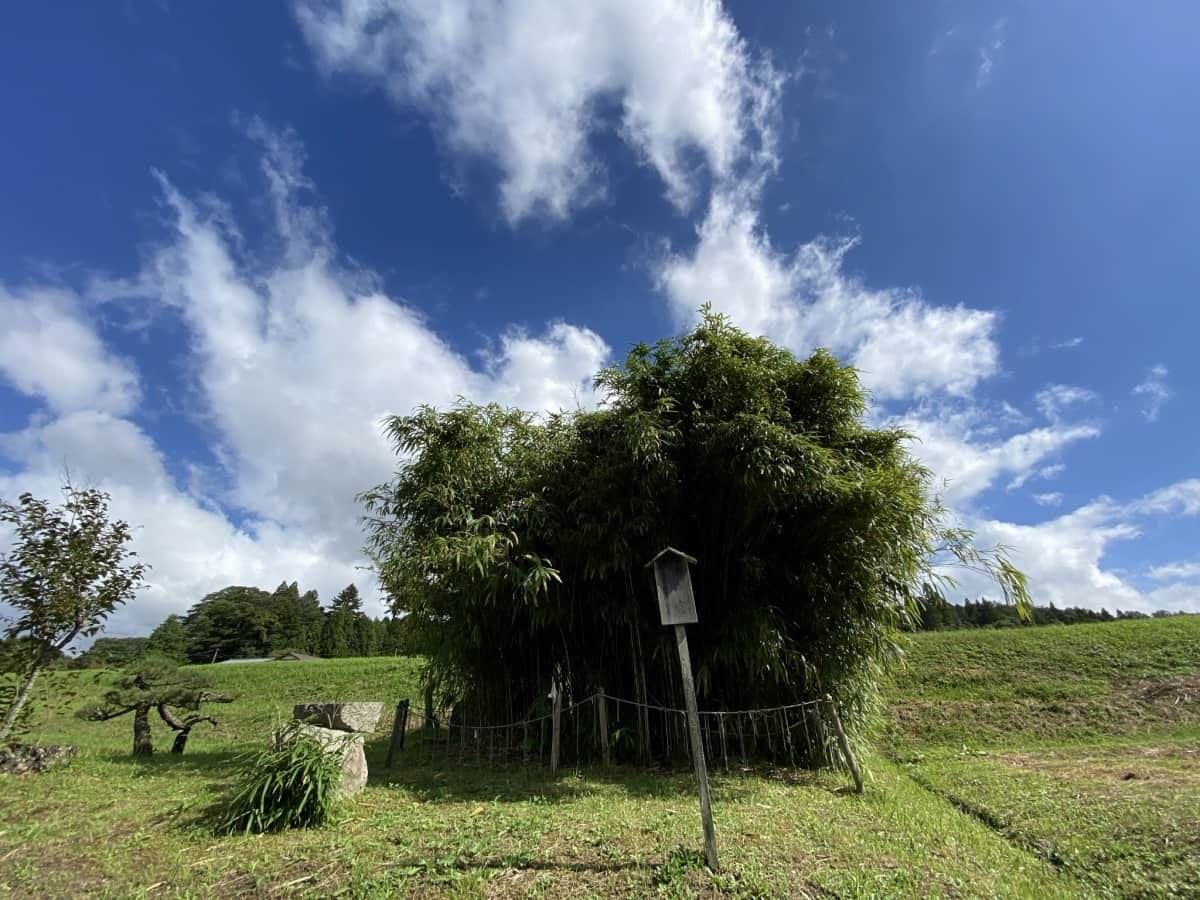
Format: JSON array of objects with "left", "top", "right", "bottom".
[
  {"left": 1034, "top": 383, "right": 1099, "bottom": 423},
  {"left": 0, "top": 284, "right": 140, "bottom": 416},
  {"left": 1133, "top": 364, "right": 1170, "bottom": 422},
  {"left": 1050, "top": 336, "right": 1083, "bottom": 349},
  {"left": 957, "top": 479, "right": 1200, "bottom": 612},
  {"left": 657, "top": 193, "right": 1000, "bottom": 401},
  {"left": 0, "top": 412, "right": 350, "bottom": 636},
  {"left": 295, "top": 0, "right": 783, "bottom": 222},
  {"left": 893, "top": 402, "right": 1099, "bottom": 505},
  {"left": 117, "top": 124, "right": 609, "bottom": 538},
  {"left": 1133, "top": 479, "right": 1200, "bottom": 517},
  {"left": 1149, "top": 561, "right": 1200, "bottom": 581},
  {"left": 1033, "top": 492, "right": 1063, "bottom": 507},
  {"left": 2, "top": 125, "right": 609, "bottom": 637},
  {"left": 975, "top": 18, "right": 1006, "bottom": 89}
]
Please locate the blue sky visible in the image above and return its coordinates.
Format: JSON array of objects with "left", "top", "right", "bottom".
[{"left": 1, "top": 1, "right": 1197, "bottom": 634}]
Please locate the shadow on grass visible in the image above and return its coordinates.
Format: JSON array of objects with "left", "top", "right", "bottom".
[
  {"left": 96, "top": 748, "right": 243, "bottom": 775},
  {"left": 386, "top": 854, "right": 649, "bottom": 875},
  {"left": 369, "top": 735, "right": 846, "bottom": 804}
]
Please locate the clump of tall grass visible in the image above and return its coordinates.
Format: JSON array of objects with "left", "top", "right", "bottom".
[{"left": 217, "top": 723, "right": 345, "bottom": 834}]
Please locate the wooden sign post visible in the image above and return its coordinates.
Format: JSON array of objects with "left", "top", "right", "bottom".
[{"left": 647, "top": 547, "right": 719, "bottom": 872}]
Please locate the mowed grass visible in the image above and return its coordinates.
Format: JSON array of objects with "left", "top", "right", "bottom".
[
  {"left": 884, "top": 614, "right": 1200, "bottom": 748},
  {"left": 889, "top": 615, "right": 1200, "bottom": 899},
  {"left": 0, "top": 739, "right": 1077, "bottom": 898},
  {"left": 14, "top": 655, "right": 425, "bottom": 751},
  {"left": 3, "top": 615, "right": 1198, "bottom": 897}
]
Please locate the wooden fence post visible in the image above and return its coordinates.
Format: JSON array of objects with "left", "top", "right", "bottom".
[
  {"left": 550, "top": 680, "right": 563, "bottom": 772},
  {"left": 676, "top": 624, "right": 719, "bottom": 871},
  {"left": 386, "top": 699, "right": 410, "bottom": 767},
  {"left": 423, "top": 684, "right": 436, "bottom": 728},
  {"left": 823, "top": 694, "right": 863, "bottom": 793},
  {"left": 597, "top": 689, "right": 611, "bottom": 767}
]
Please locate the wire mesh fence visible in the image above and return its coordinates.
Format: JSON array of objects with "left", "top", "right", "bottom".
[{"left": 386, "top": 691, "right": 860, "bottom": 787}]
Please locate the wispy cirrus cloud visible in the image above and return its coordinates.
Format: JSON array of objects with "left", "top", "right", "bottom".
[
  {"left": 1133, "top": 364, "right": 1170, "bottom": 422},
  {"left": 1034, "top": 383, "right": 1099, "bottom": 423},
  {"left": 976, "top": 18, "right": 1007, "bottom": 88},
  {"left": 1050, "top": 336, "right": 1083, "bottom": 349},
  {"left": 1149, "top": 561, "right": 1200, "bottom": 581}
]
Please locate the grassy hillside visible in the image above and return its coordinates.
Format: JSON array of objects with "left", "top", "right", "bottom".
[
  {"left": 890, "top": 615, "right": 1200, "bottom": 898},
  {"left": 14, "top": 656, "right": 425, "bottom": 751},
  {"left": 886, "top": 614, "right": 1200, "bottom": 749},
  {"left": 2, "top": 617, "right": 1198, "bottom": 897}
]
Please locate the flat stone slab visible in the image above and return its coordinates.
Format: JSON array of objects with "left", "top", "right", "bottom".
[
  {"left": 278, "top": 724, "right": 368, "bottom": 797},
  {"left": 293, "top": 702, "right": 383, "bottom": 733}
]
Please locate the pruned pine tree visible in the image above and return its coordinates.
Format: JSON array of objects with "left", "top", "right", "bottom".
[{"left": 80, "top": 656, "right": 232, "bottom": 755}]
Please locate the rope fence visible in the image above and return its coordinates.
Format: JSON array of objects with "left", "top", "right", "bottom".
[{"left": 385, "top": 690, "right": 862, "bottom": 790}]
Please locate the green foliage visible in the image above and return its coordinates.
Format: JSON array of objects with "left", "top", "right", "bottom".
[
  {"left": 182, "top": 582, "right": 325, "bottom": 662},
  {"left": 79, "top": 655, "right": 233, "bottom": 755},
  {"left": 218, "top": 723, "right": 346, "bottom": 834},
  {"left": 0, "top": 482, "right": 148, "bottom": 740},
  {"left": 318, "top": 609, "right": 352, "bottom": 658},
  {"left": 74, "top": 637, "right": 151, "bottom": 668},
  {"left": 361, "top": 312, "right": 1028, "bottom": 748},
  {"left": 914, "top": 592, "right": 1180, "bottom": 631},
  {"left": 330, "top": 583, "right": 363, "bottom": 614},
  {"left": 145, "top": 615, "right": 189, "bottom": 663}
]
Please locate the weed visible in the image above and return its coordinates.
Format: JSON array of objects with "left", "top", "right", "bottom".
[{"left": 217, "top": 723, "right": 347, "bottom": 834}]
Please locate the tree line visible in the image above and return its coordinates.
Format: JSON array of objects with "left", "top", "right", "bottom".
[
  {"left": 913, "top": 592, "right": 1189, "bottom": 631},
  {"left": 70, "top": 581, "right": 417, "bottom": 667}
]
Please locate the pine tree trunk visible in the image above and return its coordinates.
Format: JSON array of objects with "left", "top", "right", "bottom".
[
  {"left": 171, "top": 728, "right": 190, "bottom": 754},
  {"left": 0, "top": 665, "right": 41, "bottom": 743},
  {"left": 132, "top": 706, "right": 153, "bottom": 755}
]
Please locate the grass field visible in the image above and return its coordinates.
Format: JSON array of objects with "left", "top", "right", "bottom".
[
  {"left": 2, "top": 615, "right": 1198, "bottom": 897},
  {"left": 886, "top": 615, "right": 1200, "bottom": 899}
]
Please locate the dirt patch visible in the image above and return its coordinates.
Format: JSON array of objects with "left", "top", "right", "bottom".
[{"left": 1135, "top": 673, "right": 1200, "bottom": 706}]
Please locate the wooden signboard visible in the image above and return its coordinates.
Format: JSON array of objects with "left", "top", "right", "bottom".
[{"left": 648, "top": 547, "right": 698, "bottom": 625}]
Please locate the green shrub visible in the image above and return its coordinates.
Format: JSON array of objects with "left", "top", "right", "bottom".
[{"left": 218, "top": 724, "right": 346, "bottom": 834}]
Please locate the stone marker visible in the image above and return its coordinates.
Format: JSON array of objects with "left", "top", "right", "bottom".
[
  {"left": 293, "top": 702, "right": 383, "bottom": 733},
  {"left": 278, "top": 723, "right": 368, "bottom": 797}
]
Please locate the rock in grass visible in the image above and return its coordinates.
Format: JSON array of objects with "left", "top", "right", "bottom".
[
  {"left": 0, "top": 743, "right": 77, "bottom": 775},
  {"left": 277, "top": 724, "right": 368, "bottom": 797},
  {"left": 293, "top": 702, "right": 383, "bottom": 733}
]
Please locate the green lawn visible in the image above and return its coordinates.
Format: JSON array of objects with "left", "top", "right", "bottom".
[
  {"left": 887, "top": 615, "right": 1200, "bottom": 899},
  {"left": 2, "top": 615, "right": 1198, "bottom": 897}
]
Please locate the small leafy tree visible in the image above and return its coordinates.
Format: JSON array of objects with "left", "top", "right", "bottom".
[
  {"left": 80, "top": 656, "right": 232, "bottom": 755},
  {"left": 1, "top": 484, "right": 148, "bottom": 742}
]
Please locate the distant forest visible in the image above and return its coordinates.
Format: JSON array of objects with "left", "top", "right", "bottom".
[
  {"left": 59, "top": 581, "right": 417, "bottom": 667},
  {"left": 8, "top": 583, "right": 1193, "bottom": 671},
  {"left": 914, "top": 593, "right": 1190, "bottom": 631}
]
